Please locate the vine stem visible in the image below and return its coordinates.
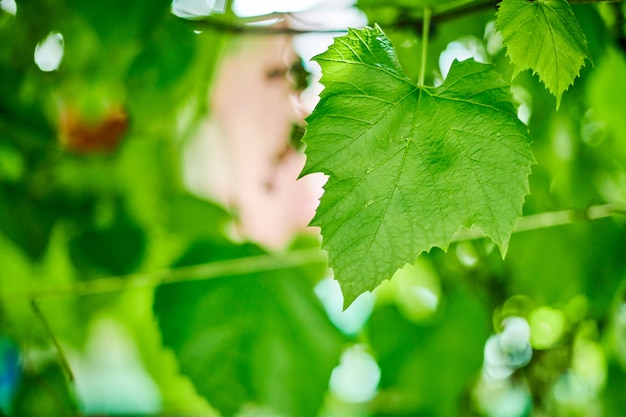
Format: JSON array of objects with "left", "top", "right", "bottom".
[
  {"left": 0, "top": 203, "right": 624, "bottom": 303},
  {"left": 30, "top": 300, "right": 74, "bottom": 382},
  {"left": 0, "top": 249, "right": 327, "bottom": 303},
  {"left": 188, "top": 0, "right": 626, "bottom": 35},
  {"left": 419, "top": 7, "right": 432, "bottom": 87},
  {"left": 451, "top": 202, "right": 626, "bottom": 241}
]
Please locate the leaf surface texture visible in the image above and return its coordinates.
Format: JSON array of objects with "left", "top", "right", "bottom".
[{"left": 302, "top": 26, "right": 534, "bottom": 306}]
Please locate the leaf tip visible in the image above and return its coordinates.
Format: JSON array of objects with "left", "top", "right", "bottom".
[
  {"left": 555, "top": 94, "right": 562, "bottom": 111},
  {"left": 340, "top": 283, "right": 369, "bottom": 311},
  {"left": 497, "top": 239, "right": 510, "bottom": 259}
]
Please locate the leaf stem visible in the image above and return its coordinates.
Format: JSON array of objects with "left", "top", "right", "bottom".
[
  {"left": 419, "top": 7, "right": 432, "bottom": 86},
  {"left": 188, "top": 0, "right": 625, "bottom": 36}
]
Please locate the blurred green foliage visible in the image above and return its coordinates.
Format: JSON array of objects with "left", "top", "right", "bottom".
[
  {"left": 154, "top": 238, "right": 344, "bottom": 417},
  {"left": 0, "top": 1, "right": 625, "bottom": 417}
]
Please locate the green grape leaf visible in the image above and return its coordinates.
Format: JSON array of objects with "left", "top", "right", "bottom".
[
  {"left": 496, "top": 0, "right": 590, "bottom": 108},
  {"left": 153, "top": 240, "right": 344, "bottom": 417},
  {"left": 301, "top": 26, "right": 534, "bottom": 307}
]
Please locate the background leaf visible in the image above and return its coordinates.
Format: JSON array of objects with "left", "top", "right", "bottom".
[
  {"left": 154, "top": 240, "right": 345, "bottom": 417},
  {"left": 496, "top": 0, "right": 590, "bottom": 107},
  {"left": 368, "top": 286, "right": 490, "bottom": 416},
  {"left": 11, "top": 362, "right": 76, "bottom": 417}
]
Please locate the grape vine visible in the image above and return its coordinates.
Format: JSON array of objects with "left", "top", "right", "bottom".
[{"left": 1, "top": 1, "right": 626, "bottom": 416}]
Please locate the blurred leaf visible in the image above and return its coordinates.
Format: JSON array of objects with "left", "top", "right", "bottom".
[
  {"left": 588, "top": 48, "right": 626, "bottom": 149},
  {"left": 497, "top": 0, "right": 590, "bottom": 107},
  {"left": 127, "top": 17, "right": 196, "bottom": 93},
  {"left": 0, "top": 185, "right": 63, "bottom": 260},
  {"left": 10, "top": 362, "right": 76, "bottom": 417},
  {"left": 66, "top": 0, "right": 171, "bottom": 46},
  {"left": 167, "top": 194, "right": 232, "bottom": 241},
  {"left": 302, "top": 26, "right": 533, "bottom": 306},
  {"left": 505, "top": 219, "right": 626, "bottom": 318},
  {"left": 69, "top": 199, "right": 146, "bottom": 277},
  {"left": 601, "top": 361, "right": 626, "bottom": 415},
  {"left": 368, "top": 288, "right": 489, "bottom": 416},
  {"left": 154, "top": 240, "right": 345, "bottom": 417},
  {"left": 0, "top": 142, "right": 24, "bottom": 183}
]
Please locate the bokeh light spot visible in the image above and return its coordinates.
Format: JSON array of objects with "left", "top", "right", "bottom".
[
  {"left": 456, "top": 241, "right": 479, "bottom": 268},
  {"left": 34, "top": 31, "right": 64, "bottom": 72},
  {"left": 0, "top": 0, "right": 16, "bottom": 15},
  {"left": 314, "top": 277, "right": 374, "bottom": 335},
  {"left": 529, "top": 307, "right": 565, "bottom": 350},
  {"left": 439, "top": 37, "right": 488, "bottom": 79},
  {"left": 171, "top": 0, "right": 226, "bottom": 19},
  {"left": 329, "top": 345, "right": 380, "bottom": 403},
  {"left": 483, "top": 316, "right": 532, "bottom": 380}
]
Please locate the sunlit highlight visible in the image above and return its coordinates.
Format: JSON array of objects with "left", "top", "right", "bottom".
[
  {"left": 439, "top": 37, "right": 488, "bottom": 79},
  {"left": 70, "top": 319, "right": 161, "bottom": 415},
  {"left": 510, "top": 85, "right": 532, "bottom": 125},
  {"left": 0, "top": 0, "right": 16, "bottom": 15},
  {"left": 34, "top": 31, "right": 64, "bottom": 72},
  {"left": 483, "top": 316, "right": 532, "bottom": 380},
  {"left": 233, "top": 0, "right": 320, "bottom": 17},
  {"left": 474, "top": 380, "right": 531, "bottom": 417},
  {"left": 314, "top": 277, "right": 374, "bottom": 335},
  {"left": 456, "top": 241, "right": 480, "bottom": 268},
  {"left": 171, "top": 0, "right": 226, "bottom": 18},
  {"left": 329, "top": 345, "right": 380, "bottom": 403},
  {"left": 529, "top": 307, "right": 565, "bottom": 349},
  {"left": 484, "top": 21, "right": 503, "bottom": 56}
]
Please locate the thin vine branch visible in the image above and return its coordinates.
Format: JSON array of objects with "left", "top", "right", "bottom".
[
  {"left": 30, "top": 300, "right": 74, "bottom": 382},
  {"left": 186, "top": 0, "right": 625, "bottom": 35},
  {"left": 0, "top": 248, "right": 327, "bottom": 303},
  {"left": 0, "top": 203, "right": 623, "bottom": 303},
  {"left": 451, "top": 202, "right": 626, "bottom": 241}
]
